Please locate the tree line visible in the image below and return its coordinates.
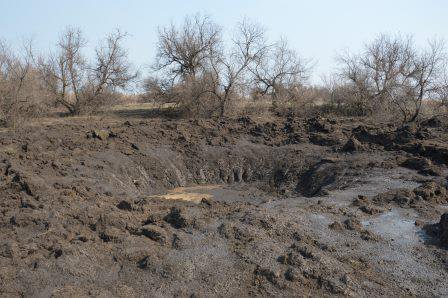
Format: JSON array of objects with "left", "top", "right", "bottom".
[
  {"left": 1, "top": 14, "right": 447, "bottom": 126},
  {"left": 0, "top": 28, "right": 137, "bottom": 126}
]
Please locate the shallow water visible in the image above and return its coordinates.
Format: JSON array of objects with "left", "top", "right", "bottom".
[{"left": 362, "top": 208, "right": 425, "bottom": 245}]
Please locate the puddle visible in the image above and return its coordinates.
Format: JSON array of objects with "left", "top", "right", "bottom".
[
  {"left": 149, "top": 184, "right": 269, "bottom": 204},
  {"left": 150, "top": 185, "right": 219, "bottom": 203},
  {"left": 362, "top": 209, "right": 427, "bottom": 245}
]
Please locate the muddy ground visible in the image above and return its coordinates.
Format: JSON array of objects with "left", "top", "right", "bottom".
[{"left": 0, "top": 114, "right": 447, "bottom": 297}]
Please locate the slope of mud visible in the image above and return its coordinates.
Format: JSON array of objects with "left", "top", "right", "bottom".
[{"left": 0, "top": 116, "right": 447, "bottom": 297}]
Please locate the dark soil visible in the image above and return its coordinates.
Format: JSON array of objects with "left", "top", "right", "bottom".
[{"left": 0, "top": 115, "right": 447, "bottom": 297}]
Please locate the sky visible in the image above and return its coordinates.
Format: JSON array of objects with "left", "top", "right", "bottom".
[{"left": 1, "top": 0, "right": 447, "bottom": 83}]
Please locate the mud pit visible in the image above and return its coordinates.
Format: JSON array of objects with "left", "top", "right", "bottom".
[{"left": 0, "top": 115, "right": 448, "bottom": 297}]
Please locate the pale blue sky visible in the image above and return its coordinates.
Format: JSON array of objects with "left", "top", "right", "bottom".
[{"left": 1, "top": 0, "right": 447, "bottom": 83}]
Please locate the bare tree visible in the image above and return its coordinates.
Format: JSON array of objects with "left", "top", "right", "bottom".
[
  {"left": 147, "top": 16, "right": 311, "bottom": 117},
  {"left": 436, "top": 74, "right": 448, "bottom": 112},
  {"left": 252, "top": 38, "right": 309, "bottom": 102},
  {"left": 338, "top": 34, "right": 446, "bottom": 122},
  {"left": 92, "top": 29, "right": 138, "bottom": 96},
  {"left": 37, "top": 28, "right": 87, "bottom": 114},
  {"left": 0, "top": 40, "right": 27, "bottom": 125},
  {"left": 146, "top": 14, "right": 222, "bottom": 116},
  {"left": 38, "top": 27, "right": 136, "bottom": 115},
  {"left": 0, "top": 39, "right": 48, "bottom": 126},
  {"left": 209, "top": 20, "right": 269, "bottom": 116},
  {"left": 404, "top": 39, "right": 446, "bottom": 122},
  {"left": 154, "top": 14, "right": 221, "bottom": 83}
]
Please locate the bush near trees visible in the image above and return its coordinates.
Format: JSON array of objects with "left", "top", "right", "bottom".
[
  {"left": 145, "top": 14, "right": 309, "bottom": 117},
  {"left": 337, "top": 34, "right": 447, "bottom": 122},
  {"left": 0, "top": 40, "right": 50, "bottom": 127},
  {"left": 1, "top": 15, "right": 447, "bottom": 126},
  {"left": 0, "top": 27, "right": 137, "bottom": 125},
  {"left": 36, "top": 28, "right": 137, "bottom": 115}
]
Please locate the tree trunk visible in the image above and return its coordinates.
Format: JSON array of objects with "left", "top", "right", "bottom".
[{"left": 220, "top": 99, "right": 226, "bottom": 117}]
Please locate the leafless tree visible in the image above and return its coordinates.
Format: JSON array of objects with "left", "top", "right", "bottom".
[
  {"left": 148, "top": 16, "right": 311, "bottom": 117},
  {"left": 154, "top": 14, "right": 221, "bottom": 83},
  {"left": 403, "top": 39, "right": 446, "bottom": 121},
  {"left": 92, "top": 29, "right": 138, "bottom": 96},
  {"left": 38, "top": 28, "right": 87, "bottom": 114},
  {"left": 338, "top": 34, "right": 446, "bottom": 122},
  {"left": 0, "top": 39, "right": 48, "bottom": 126},
  {"left": 0, "top": 40, "right": 28, "bottom": 125},
  {"left": 209, "top": 20, "right": 269, "bottom": 116},
  {"left": 149, "top": 17, "right": 271, "bottom": 117},
  {"left": 146, "top": 14, "right": 223, "bottom": 116},
  {"left": 436, "top": 74, "right": 448, "bottom": 112},
  {"left": 38, "top": 27, "right": 136, "bottom": 115},
  {"left": 252, "top": 38, "right": 309, "bottom": 102},
  {"left": 321, "top": 75, "right": 349, "bottom": 112}
]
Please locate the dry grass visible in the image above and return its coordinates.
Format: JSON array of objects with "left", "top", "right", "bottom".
[
  {"left": 10, "top": 102, "right": 175, "bottom": 129},
  {"left": 110, "top": 102, "right": 176, "bottom": 111},
  {"left": 5, "top": 96, "right": 446, "bottom": 133}
]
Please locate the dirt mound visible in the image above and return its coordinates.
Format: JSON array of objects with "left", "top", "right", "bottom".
[
  {"left": 400, "top": 157, "right": 442, "bottom": 176},
  {"left": 349, "top": 122, "right": 448, "bottom": 165},
  {"left": 424, "top": 213, "right": 448, "bottom": 248},
  {"left": 306, "top": 116, "right": 334, "bottom": 133},
  {"left": 342, "top": 137, "right": 364, "bottom": 152},
  {"left": 414, "top": 182, "right": 448, "bottom": 203},
  {"left": 398, "top": 141, "right": 448, "bottom": 165},
  {"left": 351, "top": 125, "right": 394, "bottom": 147},
  {"left": 421, "top": 116, "right": 444, "bottom": 128},
  {"left": 371, "top": 182, "right": 448, "bottom": 208},
  {"left": 439, "top": 213, "right": 448, "bottom": 247}
]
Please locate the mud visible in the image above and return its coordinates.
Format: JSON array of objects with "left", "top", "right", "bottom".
[{"left": 0, "top": 115, "right": 447, "bottom": 297}]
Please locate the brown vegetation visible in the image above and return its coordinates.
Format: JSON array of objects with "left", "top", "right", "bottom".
[
  {"left": 337, "top": 34, "right": 447, "bottom": 122},
  {"left": 0, "top": 15, "right": 447, "bottom": 125},
  {"left": 36, "top": 27, "right": 137, "bottom": 115},
  {"left": 0, "top": 40, "right": 50, "bottom": 127}
]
